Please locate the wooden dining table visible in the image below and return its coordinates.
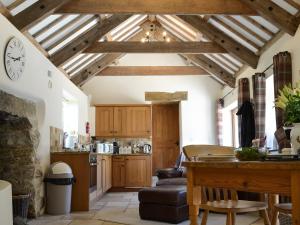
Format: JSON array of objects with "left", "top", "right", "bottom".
[{"left": 182, "top": 161, "right": 300, "bottom": 225}]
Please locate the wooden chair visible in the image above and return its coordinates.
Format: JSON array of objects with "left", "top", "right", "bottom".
[
  {"left": 183, "top": 145, "right": 235, "bottom": 161},
  {"left": 183, "top": 145, "right": 270, "bottom": 225},
  {"left": 271, "top": 203, "right": 292, "bottom": 225},
  {"left": 200, "top": 187, "right": 270, "bottom": 225}
]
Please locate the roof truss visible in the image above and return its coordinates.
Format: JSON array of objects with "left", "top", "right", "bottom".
[{"left": 57, "top": 0, "right": 257, "bottom": 15}]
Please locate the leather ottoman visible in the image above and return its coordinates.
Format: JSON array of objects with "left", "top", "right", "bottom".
[{"left": 138, "top": 186, "right": 188, "bottom": 224}]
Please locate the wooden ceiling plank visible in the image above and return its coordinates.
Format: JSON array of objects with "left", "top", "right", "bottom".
[
  {"left": 49, "top": 14, "right": 131, "bottom": 67},
  {"left": 9, "top": 0, "right": 70, "bottom": 32},
  {"left": 84, "top": 41, "right": 228, "bottom": 54},
  {"left": 33, "top": 15, "right": 69, "bottom": 38},
  {"left": 184, "top": 54, "right": 236, "bottom": 87},
  {"left": 63, "top": 54, "right": 87, "bottom": 71},
  {"left": 224, "top": 16, "right": 267, "bottom": 43},
  {"left": 206, "top": 54, "right": 236, "bottom": 74},
  {"left": 46, "top": 15, "right": 98, "bottom": 52},
  {"left": 285, "top": 0, "right": 300, "bottom": 11},
  {"left": 57, "top": 0, "right": 256, "bottom": 15},
  {"left": 242, "top": 16, "right": 274, "bottom": 37},
  {"left": 98, "top": 66, "right": 208, "bottom": 76},
  {"left": 7, "top": 0, "right": 26, "bottom": 10},
  {"left": 71, "top": 53, "right": 123, "bottom": 86},
  {"left": 211, "top": 16, "right": 261, "bottom": 51},
  {"left": 0, "top": 2, "right": 12, "bottom": 19},
  {"left": 39, "top": 15, "right": 85, "bottom": 46},
  {"left": 67, "top": 54, "right": 97, "bottom": 74},
  {"left": 178, "top": 15, "right": 259, "bottom": 68}
]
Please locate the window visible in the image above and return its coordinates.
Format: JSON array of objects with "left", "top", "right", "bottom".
[
  {"left": 265, "top": 75, "right": 277, "bottom": 149},
  {"left": 231, "top": 107, "right": 239, "bottom": 148},
  {"left": 222, "top": 101, "right": 238, "bottom": 147}
]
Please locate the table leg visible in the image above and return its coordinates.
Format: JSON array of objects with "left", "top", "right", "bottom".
[
  {"left": 187, "top": 167, "right": 201, "bottom": 225},
  {"left": 189, "top": 205, "right": 199, "bottom": 225},
  {"left": 291, "top": 171, "right": 300, "bottom": 225}
]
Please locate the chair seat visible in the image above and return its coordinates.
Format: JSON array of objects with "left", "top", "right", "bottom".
[
  {"left": 200, "top": 200, "right": 267, "bottom": 213},
  {"left": 274, "top": 203, "right": 292, "bottom": 214}
]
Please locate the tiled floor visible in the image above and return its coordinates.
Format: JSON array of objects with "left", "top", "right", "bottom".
[{"left": 28, "top": 192, "right": 264, "bottom": 225}]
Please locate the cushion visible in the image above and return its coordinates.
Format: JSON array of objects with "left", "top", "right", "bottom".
[{"left": 156, "top": 178, "right": 187, "bottom": 186}]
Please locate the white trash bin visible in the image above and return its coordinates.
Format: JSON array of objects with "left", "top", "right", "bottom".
[
  {"left": 45, "top": 162, "right": 75, "bottom": 215},
  {"left": 0, "top": 180, "right": 13, "bottom": 225}
]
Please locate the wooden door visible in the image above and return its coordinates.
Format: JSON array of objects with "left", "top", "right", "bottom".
[
  {"left": 126, "top": 106, "right": 151, "bottom": 137},
  {"left": 125, "top": 156, "right": 148, "bottom": 187},
  {"left": 113, "top": 107, "right": 127, "bottom": 137},
  {"left": 112, "top": 156, "right": 125, "bottom": 187},
  {"left": 95, "top": 107, "right": 114, "bottom": 137},
  {"left": 96, "top": 155, "right": 103, "bottom": 197},
  {"left": 152, "top": 103, "right": 180, "bottom": 174}
]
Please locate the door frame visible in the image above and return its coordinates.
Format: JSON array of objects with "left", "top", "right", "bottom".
[{"left": 151, "top": 102, "right": 181, "bottom": 175}]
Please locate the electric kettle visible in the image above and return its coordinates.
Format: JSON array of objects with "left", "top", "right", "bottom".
[{"left": 143, "top": 144, "right": 152, "bottom": 154}]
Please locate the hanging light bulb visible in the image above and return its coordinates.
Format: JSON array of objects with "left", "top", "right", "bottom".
[
  {"left": 141, "top": 38, "right": 145, "bottom": 43},
  {"left": 163, "top": 31, "right": 167, "bottom": 37},
  {"left": 166, "top": 38, "right": 171, "bottom": 42}
]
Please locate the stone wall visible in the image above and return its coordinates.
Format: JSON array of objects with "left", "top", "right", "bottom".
[{"left": 0, "top": 90, "right": 44, "bottom": 217}]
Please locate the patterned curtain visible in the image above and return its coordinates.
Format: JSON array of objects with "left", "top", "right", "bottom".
[
  {"left": 252, "top": 73, "right": 266, "bottom": 141},
  {"left": 216, "top": 99, "right": 224, "bottom": 146},
  {"left": 237, "top": 78, "right": 250, "bottom": 146},
  {"left": 273, "top": 51, "right": 292, "bottom": 129}
]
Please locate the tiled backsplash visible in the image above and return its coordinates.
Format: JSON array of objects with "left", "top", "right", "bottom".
[
  {"left": 50, "top": 127, "right": 63, "bottom": 152},
  {"left": 94, "top": 137, "right": 152, "bottom": 147},
  {"left": 50, "top": 126, "right": 89, "bottom": 152}
]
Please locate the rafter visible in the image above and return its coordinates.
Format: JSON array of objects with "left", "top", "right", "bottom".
[
  {"left": 84, "top": 41, "right": 227, "bottom": 54},
  {"left": 184, "top": 54, "right": 236, "bottom": 87},
  {"left": 9, "top": 0, "right": 70, "bottom": 32},
  {"left": 49, "top": 15, "right": 131, "bottom": 67},
  {"left": 7, "top": 0, "right": 26, "bottom": 10},
  {"left": 57, "top": 0, "right": 256, "bottom": 15},
  {"left": 178, "top": 15, "right": 259, "bottom": 68},
  {"left": 98, "top": 66, "right": 208, "bottom": 76},
  {"left": 71, "top": 53, "right": 122, "bottom": 86},
  {"left": 0, "top": 2, "right": 12, "bottom": 19},
  {"left": 46, "top": 15, "right": 98, "bottom": 52},
  {"left": 240, "top": 0, "right": 299, "bottom": 36},
  {"left": 32, "top": 15, "right": 69, "bottom": 38}
]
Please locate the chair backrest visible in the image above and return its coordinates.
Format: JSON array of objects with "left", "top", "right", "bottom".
[
  {"left": 174, "top": 152, "right": 184, "bottom": 169},
  {"left": 183, "top": 145, "right": 235, "bottom": 161},
  {"left": 202, "top": 187, "right": 238, "bottom": 203}
]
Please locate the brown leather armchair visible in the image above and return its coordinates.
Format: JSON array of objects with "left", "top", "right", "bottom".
[{"left": 155, "top": 152, "right": 184, "bottom": 179}]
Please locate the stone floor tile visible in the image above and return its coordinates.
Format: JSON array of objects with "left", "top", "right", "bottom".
[
  {"left": 69, "top": 219, "right": 105, "bottom": 225},
  {"left": 105, "top": 202, "right": 129, "bottom": 207},
  {"left": 62, "top": 211, "right": 96, "bottom": 220}
]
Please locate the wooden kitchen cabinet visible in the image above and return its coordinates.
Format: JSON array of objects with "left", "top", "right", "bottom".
[
  {"left": 96, "top": 155, "right": 103, "bottom": 198},
  {"left": 112, "top": 156, "right": 125, "bottom": 187},
  {"left": 126, "top": 107, "right": 151, "bottom": 137},
  {"left": 95, "top": 107, "right": 114, "bottom": 137},
  {"left": 101, "top": 155, "right": 112, "bottom": 192},
  {"left": 95, "top": 105, "right": 151, "bottom": 138}
]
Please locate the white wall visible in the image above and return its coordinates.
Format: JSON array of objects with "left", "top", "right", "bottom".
[
  {"left": 0, "top": 15, "right": 89, "bottom": 171},
  {"left": 83, "top": 54, "right": 222, "bottom": 145},
  {"left": 222, "top": 27, "right": 300, "bottom": 107}
]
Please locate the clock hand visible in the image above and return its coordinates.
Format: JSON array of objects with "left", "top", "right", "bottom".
[{"left": 7, "top": 55, "right": 20, "bottom": 61}]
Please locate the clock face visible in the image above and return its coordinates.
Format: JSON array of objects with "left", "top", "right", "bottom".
[{"left": 4, "top": 37, "right": 26, "bottom": 81}]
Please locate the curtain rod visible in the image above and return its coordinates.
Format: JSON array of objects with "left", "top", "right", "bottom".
[{"left": 220, "top": 63, "right": 274, "bottom": 100}]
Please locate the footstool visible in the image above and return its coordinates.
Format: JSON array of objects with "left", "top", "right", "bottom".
[{"left": 138, "top": 186, "right": 188, "bottom": 224}]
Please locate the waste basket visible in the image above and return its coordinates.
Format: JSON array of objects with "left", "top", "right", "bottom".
[{"left": 44, "top": 162, "right": 75, "bottom": 215}]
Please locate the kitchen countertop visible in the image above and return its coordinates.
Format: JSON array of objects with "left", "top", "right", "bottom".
[
  {"left": 91, "top": 153, "right": 151, "bottom": 156},
  {"left": 51, "top": 151, "right": 90, "bottom": 155}
]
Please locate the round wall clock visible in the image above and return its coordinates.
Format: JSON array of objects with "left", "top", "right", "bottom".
[{"left": 4, "top": 37, "right": 26, "bottom": 81}]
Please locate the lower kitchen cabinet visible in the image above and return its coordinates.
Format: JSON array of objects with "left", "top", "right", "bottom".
[
  {"left": 97, "top": 155, "right": 112, "bottom": 197},
  {"left": 112, "top": 155, "right": 152, "bottom": 188},
  {"left": 112, "top": 156, "right": 126, "bottom": 187}
]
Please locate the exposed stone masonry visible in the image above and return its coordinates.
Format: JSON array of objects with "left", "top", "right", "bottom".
[{"left": 0, "top": 90, "right": 44, "bottom": 217}]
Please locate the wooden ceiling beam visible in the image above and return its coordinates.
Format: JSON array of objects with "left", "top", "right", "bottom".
[
  {"left": 0, "top": 2, "right": 12, "bottom": 19},
  {"left": 49, "top": 15, "right": 131, "bottom": 67},
  {"left": 7, "top": 0, "right": 26, "bottom": 11},
  {"left": 178, "top": 15, "right": 259, "bottom": 68},
  {"left": 98, "top": 66, "right": 209, "bottom": 76},
  {"left": 57, "top": 0, "right": 256, "bottom": 15},
  {"left": 184, "top": 54, "right": 236, "bottom": 87},
  {"left": 9, "top": 0, "right": 70, "bottom": 32},
  {"left": 71, "top": 53, "right": 123, "bottom": 86},
  {"left": 240, "top": 0, "right": 299, "bottom": 36},
  {"left": 84, "top": 41, "right": 228, "bottom": 54}
]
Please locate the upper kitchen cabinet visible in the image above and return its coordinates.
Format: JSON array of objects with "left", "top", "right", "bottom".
[
  {"left": 95, "top": 107, "right": 114, "bottom": 137},
  {"left": 126, "top": 106, "right": 151, "bottom": 137},
  {"left": 95, "top": 105, "right": 151, "bottom": 138}
]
